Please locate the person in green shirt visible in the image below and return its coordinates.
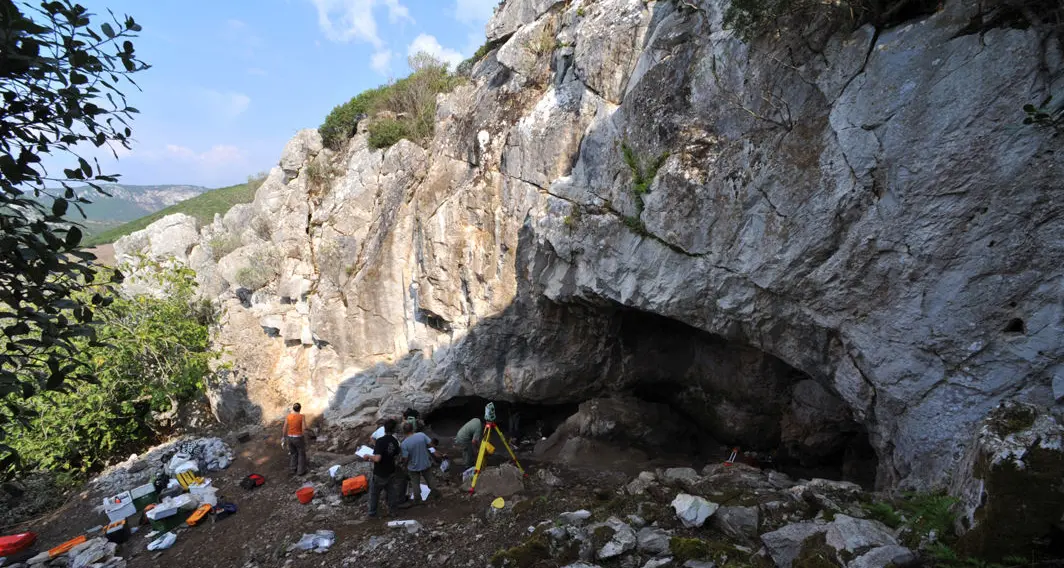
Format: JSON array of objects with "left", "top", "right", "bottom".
[{"left": 455, "top": 417, "right": 483, "bottom": 467}]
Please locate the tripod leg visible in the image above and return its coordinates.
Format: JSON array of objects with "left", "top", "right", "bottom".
[
  {"left": 493, "top": 425, "right": 525, "bottom": 475},
  {"left": 469, "top": 427, "right": 492, "bottom": 495}
]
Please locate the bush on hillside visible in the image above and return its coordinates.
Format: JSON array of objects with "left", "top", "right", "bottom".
[
  {"left": 8, "top": 262, "right": 217, "bottom": 476},
  {"left": 367, "top": 118, "right": 411, "bottom": 149},
  {"left": 318, "top": 53, "right": 462, "bottom": 151},
  {"left": 319, "top": 86, "right": 388, "bottom": 150}
]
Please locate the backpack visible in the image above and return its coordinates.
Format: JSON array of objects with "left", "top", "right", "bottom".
[
  {"left": 240, "top": 474, "right": 266, "bottom": 490},
  {"left": 213, "top": 502, "right": 238, "bottom": 521},
  {"left": 341, "top": 475, "right": 368, "bottom": 497}
]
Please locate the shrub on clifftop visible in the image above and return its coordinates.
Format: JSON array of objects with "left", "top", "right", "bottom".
[{"left": 319, "top": 53, "right": 461, "bottom": 150}]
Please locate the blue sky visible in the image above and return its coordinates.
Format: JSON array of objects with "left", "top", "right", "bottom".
[{"left": 67, "top": 0, "right": 498, "bottom": 188}]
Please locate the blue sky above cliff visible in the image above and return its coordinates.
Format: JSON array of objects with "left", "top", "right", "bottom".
[{"left": 65, "top": 0, "right": 497, "bottom": 187}]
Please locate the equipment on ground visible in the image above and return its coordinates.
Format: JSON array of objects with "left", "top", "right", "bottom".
[
  {"left": 724, "top": 447, "right": 738, "bottom": 466},
  {"left": 0, "top": 532, "right": 37, "bottom": 557},
  {"left": 240, "top": 473, "right": 266, "bottom": 490},
  {"left": 342, "top": 475, "right": 368, "bottom": 497},
  {"left": 469, "top": 404, "right": 526, "bottom": 495}
]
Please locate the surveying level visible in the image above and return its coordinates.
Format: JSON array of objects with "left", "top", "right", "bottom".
[{"left": 469, "top": 403, "right": 526, "bottom": 494}]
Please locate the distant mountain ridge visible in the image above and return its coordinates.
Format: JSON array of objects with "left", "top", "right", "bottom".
[{"left": 42, "top": 183, "right": 208, "bottom": 237}]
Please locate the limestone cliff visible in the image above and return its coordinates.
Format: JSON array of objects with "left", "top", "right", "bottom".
[{"left": 115, "top": 0, "right": 1064, "bottom": 490}]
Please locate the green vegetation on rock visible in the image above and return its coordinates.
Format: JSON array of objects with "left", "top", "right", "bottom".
[
  {"left": 84, "top": 174, "right": 266, "bottom": 246},
  {"left": 7, "top": 262, "right": 217, "bottom": 476},
  {"left": 0, "top": 0, "right": 148, "bottom": 470},
  {"left": 670, "top": 537, "right": 742, "bottom": 564},
  {"left": 319, "top": 53, "right": 462, "bottom": 151},
  {"left": 490, "top": 527, "right": 551, "bottom": 567}
]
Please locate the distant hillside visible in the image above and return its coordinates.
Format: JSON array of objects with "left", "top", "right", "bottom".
[
  {"left": 49, "top": 184, "right": 208, "bottom": 236},
  {"left": 84, "top": 181, "right": 259, "bottom": 246}
]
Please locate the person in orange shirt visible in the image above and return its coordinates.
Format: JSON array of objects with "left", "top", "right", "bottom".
[{"left": 281, "top": 403, "right": 308, "bottom": 476}]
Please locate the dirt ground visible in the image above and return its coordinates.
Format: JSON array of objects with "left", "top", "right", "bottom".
[{"left": 20, "top": 425, "right": 701, "bottom": 568}]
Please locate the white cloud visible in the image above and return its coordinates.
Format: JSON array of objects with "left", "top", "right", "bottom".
[
  {"left": 454, "top": 0, "right": 498, "bottom": 26},
  {"left": 165, "top": 144, "right": 246, "bottom": 168},
  {"left": 370, "top": 50, "right": 393, "bottom": 75},
  {"left": 407, "top": 34, "right": 464, "bottom": 70},
  {"left": 309, "top": 0, "right": 413, "bottom": 48},
  {"left": 247, "top": 67, "right": 269, "bottom": 76},
  {"left": 197, "top": 89, "right": 251, "bottom": 120}
]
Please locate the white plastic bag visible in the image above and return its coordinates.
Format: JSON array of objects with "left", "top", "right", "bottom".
[
  {"left": 440, "top": 459, "right": 451, "bottom": 472},
  {"left": 147, "top": 532, "right": 177, "bottom": 551},
  {"left": 328, "top": 465, "right": 341, "bottom": 478},
  {"left": 291, "top": 530, "right": 335, "bottom": 552}
]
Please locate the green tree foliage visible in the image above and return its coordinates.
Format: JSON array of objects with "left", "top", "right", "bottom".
[
  {"left": 0, "top": 0, "right": 149, "bottom": 469},
  {"left": 8, "top": 261, "right": 217, "bottom": 475},
  {"left": 319, "top": 53, "right": 462, "bottom": 151},
  {"left": 318, "top": 85, "right": 388, "bottom": 150}
]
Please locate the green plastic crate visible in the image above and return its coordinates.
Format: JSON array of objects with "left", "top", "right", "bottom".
[{"left": 148, "top": 512, "right": 184, "bottom": 532}]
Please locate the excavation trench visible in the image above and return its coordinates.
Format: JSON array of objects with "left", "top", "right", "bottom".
[{"left": 423, "top": 303, "right": 878, "bottom": 488}]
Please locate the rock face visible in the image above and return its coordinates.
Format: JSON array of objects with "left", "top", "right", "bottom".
[
  {"left": 950, "top": 402, "right": 1064, "bottom": 560},
  {"left": 114, "top": 0, "right": 1064, "bottom": 491}
]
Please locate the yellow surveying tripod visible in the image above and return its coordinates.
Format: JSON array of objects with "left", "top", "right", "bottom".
[{"left": 469, "top": 402, "right": 526, "bottom": 494}]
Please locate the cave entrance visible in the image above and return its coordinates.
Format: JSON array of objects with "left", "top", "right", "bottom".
[
  {"left": 419, "top": 299, "right": 879, "bottom": 488},
  {"left": 613, "top": 307, "right": 878, "bottom": 488},
  {"left": 423, "top": 396, "right": 578, "bottom": 452}
]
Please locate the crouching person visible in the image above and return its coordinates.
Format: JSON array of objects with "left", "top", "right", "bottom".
[
  {"left": 400, "top": 422, "right": 438, "bottom": 504},
  {"left": 362, "top": 418, "right": 402, "bottom": 518}
]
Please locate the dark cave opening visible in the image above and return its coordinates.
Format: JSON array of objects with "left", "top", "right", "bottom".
[
  {"left": 423, "top": 396, "right": 578, "bottom": 449},
  {"left": 613, "top": 307, "right": 878, "bottom": 488},
  {"left": 422, "top": 301, "right": 879, "bottom": 488}
]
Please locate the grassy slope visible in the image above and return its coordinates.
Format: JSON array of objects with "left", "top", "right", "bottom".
[{"left": 84, "top": 182, "right": 257, "bottom": 246}]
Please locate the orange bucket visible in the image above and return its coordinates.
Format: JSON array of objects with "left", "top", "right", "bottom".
[{"left": 296, "top": 487, "right": 315, "bottom": 504}]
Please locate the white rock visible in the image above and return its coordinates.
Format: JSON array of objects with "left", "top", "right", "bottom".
[{"left": 671, "top": 493, "right": 718, "bottom": 528}]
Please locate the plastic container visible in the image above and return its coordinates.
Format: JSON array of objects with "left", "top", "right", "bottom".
[
  {"left": 102, "top": 491, "right": 136, "bottom": 522},
  {"left": 0, "top": 532, "right": 37, "bottom": 557},
  {"left": 147, "top": 510, "right": 184, "bottom": 533},
  {"left": 104, "top": 520, "right": 130, "bottom": 544},
  {"left": 130, "top": 483, "right": 158, "bottom": 512},
  {"left": 296, "top": 487, "right": 315, "bottom": 504}
]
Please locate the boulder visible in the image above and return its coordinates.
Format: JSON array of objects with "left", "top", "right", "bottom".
[
  {"left": 848, "top": 545, "right": 917, "bottom": 568},
  {"left": 711, "top": 505, "right": 759, "bottom": 540},
  {"left": 823, "top": 515, "right": 899, "bottom": 555},
  {"left": 536, "top": 469, "right": 564, "bottom": 487},
  {"left": 671, "top": 493, "right": 718, "bottom": 528},
  {"left": 279, "top": 128, "right": 323, "bottom": 176},
  {"left": 641, "top": 559, "right": 672, "bottom": 568},
  {"left": 70, "top": 538, "right": 116, "bottom": 568},
  {"left": 761, "top": 515, "right": 902, "bottom": 568},
  {"left": 590, "top": 517, "right": 637, "bottom": 559},
  {"left": 467, "top": 463, "right": 525, "bottom": 497},
  {"left": 636, "top": 526, "right": 670, "bottom": 555},
  {"left": 661, "top": 467, "right": 700, "bottom": 490},
  {"left": 951, "top": 402, "right": 1064, "bottom": 561},
  {"left": 114, "top": 213, "right": 201, "bottom": 267},
  {"left": 560, "top": 509, "right": 593, "bottom": 526},
  {"left": 626, "top": 471, "right": 657, "bottom": 495},
  {"left": 761, "top": 522, "right": 829, "bottom": 568}
]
